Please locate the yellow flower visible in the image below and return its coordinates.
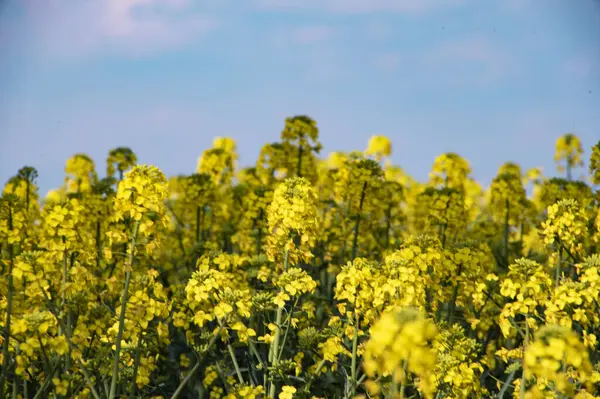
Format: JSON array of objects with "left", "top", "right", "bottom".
[
  {"left": 64, "top": 153, "right": 97, "bottom": 193},
  {"left": 554, "top": 133, "right": 584, "bottom": 177},
  {"left": 266, "top": 177, "right": 318, "bottom": 267},
  {"left": 542, "top": 199, "right": 587, "bottom": 249},
  {"left": 52, "top": 378, "right": 69, "bottom": 396},
  {"left": 365, "top": 135, "right": 392, "bottom": 161},
  {"left": 279, "top": 385, "right": 296, "bottom": 399},
  {"left": 112, "top": 165, "right": 170, "bottom": 237},
  {"left": 106, "top": 147, "right": 137, "bottom": 179},
  {"left": 363, "top": 308, "right": 438, "bottom": 398},
  {"left": 589, "top": 140, "right": 600, "bottom": 184},
  {"left": 524, "top": 324, "right": 594, "bottom": 396}
]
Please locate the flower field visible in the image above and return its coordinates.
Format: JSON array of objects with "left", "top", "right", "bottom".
[{"left": 2, "top": 115, "right": 600, "bottom": 399}]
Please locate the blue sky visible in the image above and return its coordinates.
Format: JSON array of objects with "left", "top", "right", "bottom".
[{"left": 1, "top": 0, "right": 599, "bottom": 195}]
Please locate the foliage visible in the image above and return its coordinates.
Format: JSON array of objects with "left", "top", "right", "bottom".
[{"left": 1, "top": 121, "right": 600, "bottom": 399}]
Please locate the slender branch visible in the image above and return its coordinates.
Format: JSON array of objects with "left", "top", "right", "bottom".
[
  {"left": 503, "top": 199, "right": 510, "bottom": 267},
  {"left": 303, "top": 359, "right": 326, "bottom": 394},
  {"left": 32, "top": 363, "right": 59, "bottom": 399},
  {"left": 351, "top": 310, "right": 360, "bottom": 396},
  {"left": 218, "top": 319, "right": 244, "bottom": 385},
  {"left": 40, "top": 290, "right": 102, "bottom": 399},
  {"left": 555, "top": 245, "right": 563, "bottom": 288},
  {"left": 520, "top": 323, "right": 529, "bottom": 399},
  {"left": 499, "top": 368, "right": 517, "bottom": 399},
  {"left": 277, "top": 297, "right": 300, "bottom": 362},
  {"left": 447, "top": 264, "right": 464, "bottom": 323},
  {"left": 268, "top": 247, "right": 290, "bottom": 398},
  {"left": 129, "top": 335, "right": 143, "bottom": 399},
  {"left": 109, "top": 220, "right": 140, "bottom": 399},
  {"left": 351, "top": 181, "right": 368, "bottom": 260},
  {"left": 297, "top": 141, "right": 303, "bottom": 177},
  {"left": 170, "top": 326, "right": 223, "bottom": 399},
  {"left": 0, "top": 206, "right": 15, "bottom": 398}
]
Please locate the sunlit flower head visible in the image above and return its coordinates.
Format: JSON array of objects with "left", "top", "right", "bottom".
[{"left": 365, "top": 135, "right": 392, "bottom": 162}]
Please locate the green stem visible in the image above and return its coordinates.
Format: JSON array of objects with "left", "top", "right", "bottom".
[
  {"left": 196, "top": 205, "right": 205, "bottom": 251},
  {"left": 0, "top": 251, "right": 14, "bottom": 396},
  {"left": 389, "top": 378, "right": 397, "bottom": 399},
  {"left": 556, "top": 245, "right": 563, "bottom": 288},
  {"left": 277, "top": 297, "right": 300, "bottom": 361},
  {"left": 170, "top": 326, "right": 223, "bottom": 399},
  {"left": 440, "top": 223, "right": 447, "bottom": 248},
  {"left": 503, "top": 199, "right": 510, "bottom": 266},
  {"left": 109, "top": 220, "right": 140, "bottom": 399},
  {"left": 215, "top": 362, "right": 232, "bottom": 394},
  {"left": 399, "top": 359, "right": 408, "bottom": 398},
  {"left": 559, "top": 240, "right": 579, "bottom": 263},
  {"left": 11, "top": 357, "right": 18, "bottom": 399},
  {"left": 249, "top": 341, "right": 268, "bottom": 387},
  {"left": 499, "top": 368, "right": 517, "bottom": 398},
  {"left": 268, "top": 247, "right": 289, "bottom": 398},
  {"left": 351, "top": 181, "right": 368, "bottom": 260},
  {"left": 447, "top": 264, "right": 464, "bottom": 324},
  {"left": 520, "top": 323, "right": 529, "bottom": 399},
  {"left": 425, "top": 265, "right": 434, "bottom": 314},
  {"left": 40, "top": 291, "right": 101, "bottom": 399},
  {"left": 256, "top": 209, "right": 264, "bottom": 256},
  {"left": 297, "top": 142, "right": 303, "bottom": 177},
  {"left": 129, "top": 336, "right": 143, "bottom": 399},
  {"left": 32, "top": 364, "right": 59, "bottom": 399},
  {"left": 25, "top": 179, "right": 30, "bottom": 218},
  {"left": 303, "top": 359, "right": 326, "bottom": 393},
  {"left": 227, "top": 344, "right": 245, "bottom": 384},
  {"left": 172, "top": 362, "right": 200, "bottom": 399},
  {"left": 519, "top": 221, "right": 524, "bottom": 256},
  {"left": 351, "top": 311, "right": 360, "bottom": 397},
  {"left": 219, "top": 319, "right": 244, "bottom": 385},
  {"left": 61, "top": 243, "right": 73, "bottom": 372},
  {"left": 0, "top": 207, "right": 14, "bottom": 399},
  {"left": 384, "top": 205, "right": 392, "bottom": 250},
  {"left": 269, "top": 308, "right": 284, "bottom": 397},
  {"left": 95, "top": 221, "right": 102, "bottom": 269},
  {"left": 357, "top": 373, "right": 367, "bottom": 387}
]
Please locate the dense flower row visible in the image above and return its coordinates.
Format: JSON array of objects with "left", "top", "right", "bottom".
[{"left": 1, "top": 117, "right": 600, "bottom": 399}]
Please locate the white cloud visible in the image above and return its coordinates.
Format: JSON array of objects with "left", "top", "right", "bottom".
[
  {"left": 17, "top": 0, "right": 218, "bottom": 57},
  {"left": 254, "top": 0, "right": 306, "bottom": 10},
  {"left": 255, "top": 0, "right": 466, "bottom": 13},
  {"left": 326, "top": 0, "right": 466, "bottom": 14}
]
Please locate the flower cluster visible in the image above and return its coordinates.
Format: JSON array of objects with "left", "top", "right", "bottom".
[
  {"left": 2, "top": 127, "right": 600, "bottom": 399},
  {"left": 266, "top": 177, "right": 318, "bottom": 266},
  {"left": 363, "top": 308, "right": 438, "bottom": 398},
  {"left": 524, "top": 324, "right": 596, "bottom": 397}
]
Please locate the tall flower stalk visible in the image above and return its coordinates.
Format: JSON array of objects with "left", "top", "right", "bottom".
[
  {"left": 108, "top": 165, "right": 170, "bottom": 399},
  {"left": 265, "top": 177, "right": 317, "bottom": 397}
]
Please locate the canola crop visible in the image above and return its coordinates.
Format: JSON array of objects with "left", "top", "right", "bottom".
[{"left": 2, "top": 115, "right": 600, "bottom": 399}]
